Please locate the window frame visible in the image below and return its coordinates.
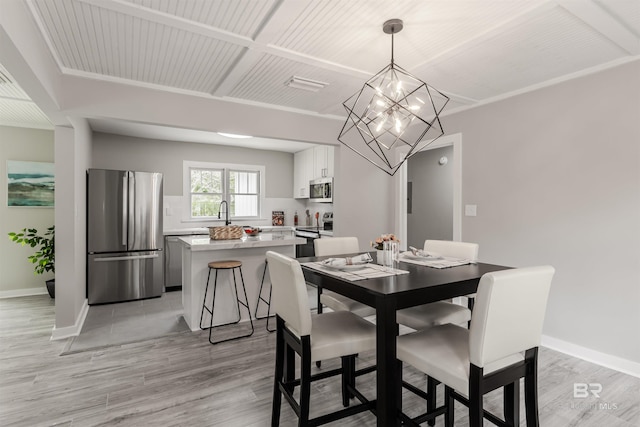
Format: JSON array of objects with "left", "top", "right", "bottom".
[{"left": 183, "top": 160, "right": 265, "bottom": 222}]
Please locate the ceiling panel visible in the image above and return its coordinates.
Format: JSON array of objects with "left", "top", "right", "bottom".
[
  {"left": 228, "top": 53, "right": 364, "bottom": 113},
  {"left": 0, "top": 64, "right": 30, "bottom": 100},
  {"left": 125, "top": 0, "right": 278, "bottom": 38},
  {"left": 422, "top": 4, "right": 630, "bottom": 100},
  {"left": 272, "top": 0, "right": 550, "bottom": 72},
  {"left": 594, "top": 0, "right": 640, "bottom": 36},
  {"left": 31, "top": 0, "right": 245, "bottom": 93},
  {"left": 0, "top": 99, "right": 52, "bottom": 129},
  {"left": 0, "top": 64, "right": 51, "bottom": 129},
  {"left": 5, "top": 0, "right": 638, "bottom": 138}
]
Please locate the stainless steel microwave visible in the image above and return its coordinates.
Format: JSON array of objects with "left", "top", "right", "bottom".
[{"left": 309, "top": 177, "right": 333, "bottom": 203}]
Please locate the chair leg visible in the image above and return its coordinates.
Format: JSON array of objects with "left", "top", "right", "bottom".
[
  {"left": 271, "top": 318, "right": 284, "bottom": 427},
  {"left": 208, "top": 267, "right": 254, "bottom": 345},
  {"left": 315, "top": 287, "right": 323, "bottom": 369},
  {"left": 469, "top": 364, "right": 484, "bottom": 427},
  {"left": 299, "top": 337, "right": 312, "bottom": 426},
  {"left": 199, "top": 268, "right": 213, "bottom": 330},
  {"left": 235, "top": 267, "right": 255, "bottom": 336},
  {"left": 524, "top": 348, "right": 540, "bottom": 427},
  {"left": 504, "top": 381, "right": 520, "bottom": 426},
  {"left": 255, "top": 261, "right": 275, "bottom": 332},
  {"left": 284, "top": 344, "right": 295, "bottom": 394},
  {"left": 444, "top": 385, "right": 455, "bottom": 427},
  {"left": 341, "top": 356, "right": 350, "bottom": 407},
  {"left": 341, "top": 356, "right": 356, "bottom": 406},
  {"left": 427, "top": 376, "right": 438, "bottom": 426},
  {"left": 230, "top": 268, "right": 243, "bottom": 324}
]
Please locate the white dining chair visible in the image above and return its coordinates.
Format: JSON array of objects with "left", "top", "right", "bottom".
[
  {"left": 396, "top": 239, "right": 479, "bottom": 424},
  {"left": 397, "top": 265, "right": 555, "bottom": 426},
  {"left": 426, "top": 239, "right": 480, "bottom": 309},
  {"left": 266, "top": 251, "right": 377, "bottom": 426},
  {"left": 314, "top": 237, "right": 376, "bottom": 318},
  {"left": 396, "top": 240, "right": 479, "bottom": 332}
]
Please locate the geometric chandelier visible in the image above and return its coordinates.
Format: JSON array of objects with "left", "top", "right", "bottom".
[{"left": 338, "top": 19, "right": 450, "bottom": 176}]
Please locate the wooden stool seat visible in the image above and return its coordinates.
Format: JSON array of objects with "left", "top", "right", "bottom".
[{"left": 208, "top": 260, "right": 242, "bottom": 269}]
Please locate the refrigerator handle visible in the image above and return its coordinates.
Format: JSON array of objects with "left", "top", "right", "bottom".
[
  {"left": 128, "top": 171, "right": 135, "bottom": 248},
  {"left": 122, "top": 174, "right": 127, "bottom": 246},
  {"left": 93, "top": 253, "right": 159, "bottom": 262}
]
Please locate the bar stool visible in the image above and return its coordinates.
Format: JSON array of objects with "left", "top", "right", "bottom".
[
  {"left": 200, "top": 260, "right": 254, "bottom": 344},
  {"left": 254, "top": 259, "right": 275, "bottom": 332}
]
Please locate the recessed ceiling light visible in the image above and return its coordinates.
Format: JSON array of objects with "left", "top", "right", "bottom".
[
  {"left": 285, "top": 76, "right": 328, "bottom": 92},
  {"left": 217, "top": 132, "right": 253, "bottom": 139}
]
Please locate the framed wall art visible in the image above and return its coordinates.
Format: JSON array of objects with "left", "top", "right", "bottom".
[{"left": 7, "top": 160, "right": 55, "bottom": 207}]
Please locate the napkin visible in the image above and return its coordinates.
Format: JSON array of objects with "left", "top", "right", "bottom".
[
  {"left": 322, "top": 253, "right": 373, "bottom": 267},
  {"left": 409, "top": 246, "right": 440, "bottom": 258}
]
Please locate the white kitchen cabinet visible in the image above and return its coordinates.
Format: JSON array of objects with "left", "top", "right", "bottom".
[
  {"left": 293, "top": 148, "right": 313, "bottom": 198},
  {"left": 294, "top": 146, "right": 335, "bottom": 198},
  {"left": 312, "top": 145, "right": 334, "bottom": 179}
]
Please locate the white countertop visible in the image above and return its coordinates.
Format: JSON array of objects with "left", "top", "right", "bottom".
[
  {"left": 179, "top": 234, "right": 305, "bottom": 251},
  {"left": 164, "top": 226, "right": 295, "bottom": 236}
]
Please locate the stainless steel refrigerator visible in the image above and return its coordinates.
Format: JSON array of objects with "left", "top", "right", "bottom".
[{"left": 87, "top": 169, "right": 163, "bottom": 305}]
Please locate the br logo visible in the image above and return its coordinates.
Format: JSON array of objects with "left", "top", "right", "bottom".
[{"left": 573, "top": 383, "right": 602, "bottom": 398}]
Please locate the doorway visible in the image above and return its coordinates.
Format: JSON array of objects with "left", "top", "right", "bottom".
[
  {"left": 406, "top": 146, "right": 454, "bottom": 249},
  {"left": 395, "top": 133, "right": 462, "bottom": 248}
]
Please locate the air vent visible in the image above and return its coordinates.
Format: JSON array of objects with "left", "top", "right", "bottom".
[{"left": 285, "top": 76, "right": 328, "bottom": 92}]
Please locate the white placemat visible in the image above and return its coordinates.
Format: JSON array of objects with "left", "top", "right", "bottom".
[
  {"left": 399, "top": 252, "right": 473, "bottom": 269},
  {"left": 302, "top": 262, "right": 409, "bottom": 281}
]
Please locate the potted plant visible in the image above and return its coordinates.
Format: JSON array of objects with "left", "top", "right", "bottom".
[{"left": 8, "top": 226, "right": 55, "bottom": 298}]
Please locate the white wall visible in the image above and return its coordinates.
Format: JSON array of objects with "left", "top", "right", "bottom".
[
  {"left": 91, "top": 133, "right": 313, "bottom": 228},
  {"left": 334, "top": 146, "right": 395, "bottom": 252},
  {"left": 53, "top": 119, "right": 92, "bottom": 338},
  {"left": 0, "top": 126, "right": 54, "bottom": 296},
  {"left": 442, "top": 60, "right": 640, "bottom": 366},
  {"left": 92, "top": 132, "right": 295, "bottom": 197}
]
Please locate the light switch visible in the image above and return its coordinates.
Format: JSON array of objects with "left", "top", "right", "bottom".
[
  {"left": 165, "top": 206, "right": 173, "bottom": 216},
  {"left": 465, "top": 204, "right": 477, "bottom": 217}
]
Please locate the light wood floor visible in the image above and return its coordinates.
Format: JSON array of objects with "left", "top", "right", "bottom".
[{"left": 1, "top": 295, "right": 638, "bottom": 426}]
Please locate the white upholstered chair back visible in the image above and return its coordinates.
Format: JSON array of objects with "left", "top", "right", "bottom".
[
  {"left": 314, "top": 237, "right": 359, "bottom": 257},
  {"left": 424, "top": 240, "right": 479, "bottom": 261},
  {"left": 469, "top": 266, "right": 555, "bottom": 367},
  {"left": 266, "top": 251, "right": 312, "bottom": 337}
]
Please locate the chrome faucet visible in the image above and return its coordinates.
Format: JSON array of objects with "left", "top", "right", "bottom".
[{"left": 218, "top": 200, "right": 231, "bottom": 225}]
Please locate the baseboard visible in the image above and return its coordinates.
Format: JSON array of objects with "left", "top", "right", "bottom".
[
  {"left": 0, "top": 287, "right": 48, "bottom": 299},
  {"left": 541, "top": 335, "right": 640, "bottom": 378},
  {"left": 50, "top": 299, "right": 89, "bottom": 341}
]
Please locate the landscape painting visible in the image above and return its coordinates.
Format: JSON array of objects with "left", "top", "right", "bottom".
[{"left": 7, "top": 161, "right": 55, "bottom": 207}]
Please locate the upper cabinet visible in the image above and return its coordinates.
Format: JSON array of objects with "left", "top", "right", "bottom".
[
  {"left": 313, "top": 146, "right": 334, "bottom": 179},
  {"left": 293, "top": 146, "right": 335, "bottom": 199},
  {"left": 293, "top": 149, "right": 313, "bottom": 199}
]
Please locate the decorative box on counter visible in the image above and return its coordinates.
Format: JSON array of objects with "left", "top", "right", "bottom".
[
  {"left": 208, "top": 225, "right": 243, "bottom": 240},
  {"left": 272, "top": 211, "right": 284, "bottom": 226}
]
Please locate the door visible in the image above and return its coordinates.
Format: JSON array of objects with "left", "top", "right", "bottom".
[
  {"left": 406, "top": 146, "right": 454, "bottom": 249},
  {"left": 87, "top": 169, "right": 128, "bottom": 253},
  {"left": 128, "top": 171, "right": 163, "bottom": 251}
]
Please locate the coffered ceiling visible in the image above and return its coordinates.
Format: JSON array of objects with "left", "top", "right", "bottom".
[{"left": 1, "top": 0, "right": 639, "bottom": 149}]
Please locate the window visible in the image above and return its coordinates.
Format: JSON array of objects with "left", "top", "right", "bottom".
[{"left": 184, "top": 161, "right": 264, "bottom": 220}]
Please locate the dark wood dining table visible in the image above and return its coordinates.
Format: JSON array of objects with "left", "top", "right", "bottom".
[{"left": 300, "top": 253, "right": 511, "bottom": 426}]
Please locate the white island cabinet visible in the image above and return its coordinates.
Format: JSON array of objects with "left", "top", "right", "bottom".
[{"left": 179, "top": 234, "right": 305, "bottom": 331}]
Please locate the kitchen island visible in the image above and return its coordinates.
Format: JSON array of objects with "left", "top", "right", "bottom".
[{"left": 179, "top": 234, "right": 305, "bottom": 331}]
